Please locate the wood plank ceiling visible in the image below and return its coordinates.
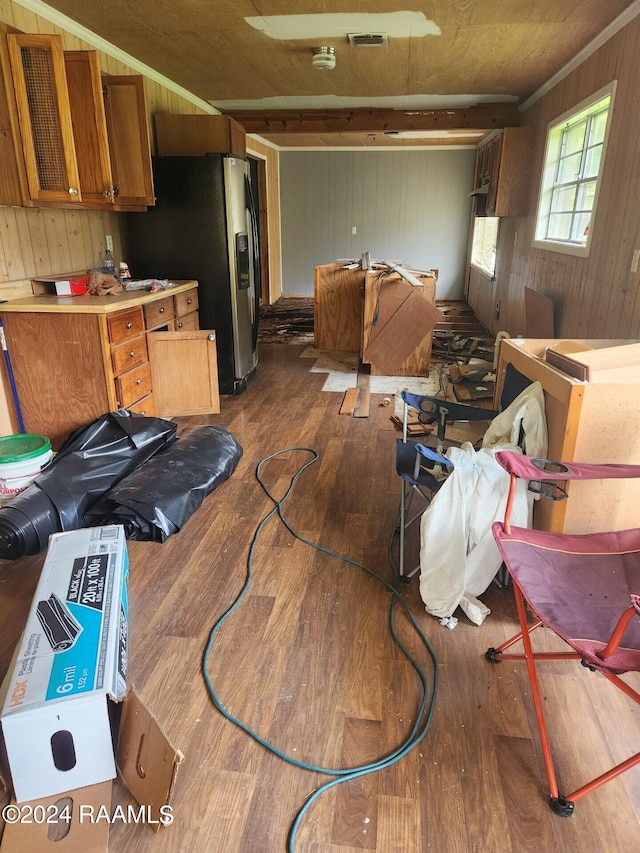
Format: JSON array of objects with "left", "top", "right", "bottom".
[{"left": 35, "top": 0, "right": 638, "bottom": 146}]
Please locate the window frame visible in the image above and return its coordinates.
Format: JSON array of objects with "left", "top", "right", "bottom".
[
  {"left": 532, "top": 81, "right": 617, "bottom": 259},
  {"left": 470, "top": 216, "right": 500, "bottom": 278}
]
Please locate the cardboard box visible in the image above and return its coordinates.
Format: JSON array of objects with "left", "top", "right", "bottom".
[
  {"left": 0, "top": 528, "right": 184, "bottom": 852},
  {"left": 31, "top": 273, "right": 90, "bottom": 296},
  {"left": 0, "top": 526, "right": 128, "bottom": 803}
]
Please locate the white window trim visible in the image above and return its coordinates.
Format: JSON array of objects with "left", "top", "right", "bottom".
[
  {"left": 470, "top": 217, "right": 500, "bottom": 278},
  {"left": 532, "top": 80, "right": 617, "bottom": 259}
]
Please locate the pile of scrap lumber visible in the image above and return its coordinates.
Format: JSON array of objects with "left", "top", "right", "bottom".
[
  {"left": 258, "top": 297, "right": 314, "bottom": 343},
  {"left": 432, "top": 301, "right": 494, "bottom": 364}
]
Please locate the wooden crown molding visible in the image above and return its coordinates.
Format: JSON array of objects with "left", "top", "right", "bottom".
[{"left": 224, "top": 103, "right": 521, "bottom": 135}]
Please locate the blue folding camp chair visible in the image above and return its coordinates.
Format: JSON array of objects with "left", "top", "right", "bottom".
[{"left": 392, "top": 391, "right": 498, "bottom": 580}]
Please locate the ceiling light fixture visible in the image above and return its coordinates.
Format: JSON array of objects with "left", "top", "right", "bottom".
[{"left": 312, "top": 46, "right": 336, "bottom": 70}]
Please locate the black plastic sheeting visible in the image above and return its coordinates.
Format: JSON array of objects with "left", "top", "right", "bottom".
[
  {"left": 86, "top": 425, "right": 243, "bottom": 541},
  {"left": 0, "top": 411, "right": 177, "bottom": 559}
]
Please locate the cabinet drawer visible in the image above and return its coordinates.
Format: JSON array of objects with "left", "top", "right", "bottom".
[
  {"left": 127, "top": 393, "right": 155, "bottom": 418},
  {"left": 144, "top": 296, "right": 175, "bottom": 329},
  {"left": 108, "top": 308, "right": 145, "bottom": 343},
  {"left": 175, "top": 290, "right": 198, "bottom": 316},
  {"left": 111, "top": 335, "right": 148, "bottom": 376},
  {"left": 175, "top": 311, "right": 199, "bottom": 332},
  {"left": 115, "top": 362, "right": 152, "bottom": 408}
]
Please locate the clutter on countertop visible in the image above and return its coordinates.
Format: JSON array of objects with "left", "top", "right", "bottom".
[
  {"left": 87, "top": 269, "right": 123, "bottom": 295},
  {"left": 30, "top": 272, "right": 90, "bottom": 296},
  {"left": 123, "top": 278, "right": 175, "bottom": 292},
  {"left": 29, "top": 266, "right": 175, "bottom": 298},
  {"left": 102, "top": 247, "right": 116, "bottom": 273}
]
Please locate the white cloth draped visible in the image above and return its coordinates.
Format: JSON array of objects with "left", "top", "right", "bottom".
[{"left": 418, "top": 381, "right": 548, "bottom": 625}]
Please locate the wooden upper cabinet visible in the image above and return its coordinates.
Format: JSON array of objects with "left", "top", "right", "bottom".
[
  {"left": 155, "top": 113, "right": 246, "bottom": 158},
  {"left": 0, "top": 27, "right": 28, "bottom": 206},
  {"left": 7, "top": 33, "right": 82, "bottom": 205},
  {"left": 474, "top": 127, "right": 532, "bottom": 217},
  {"left": 64, "top": 50, "right": 115, "bottom": 206},
  {"left": 0, "top": 33, "right": 153, "bottom": 210},
  {"left": 102, "top": 75, "right": 155, "bottom": 208}
]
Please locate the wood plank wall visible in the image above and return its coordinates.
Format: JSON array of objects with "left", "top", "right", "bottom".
[
  {"left": 278, "top": 149, "right": 476, "bottom": 299},
  {"left": 491, "top": 14, "right": 640, "bottom": 340}
]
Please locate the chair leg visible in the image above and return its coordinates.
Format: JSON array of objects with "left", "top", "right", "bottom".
[
  {"left": 398, "top": 481, "right": 407, "bottom": 578},
  {"left": 396, "top": 482, "right": 423, "bottom": 583},
  {"left": 487, "top": 581, "right": 640, "bottom": 814},
  {"left": 493, "top": 561, "right": 510, "bottom": 589},
  {"left": 511, "top": 584, "right": 571, "bottom": 813}
]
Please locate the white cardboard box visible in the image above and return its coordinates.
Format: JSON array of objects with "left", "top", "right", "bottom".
[{"left": 0, "top": 526, "right": 128, "bottom": 803}]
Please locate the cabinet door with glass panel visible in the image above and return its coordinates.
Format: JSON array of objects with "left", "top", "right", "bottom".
[{"left": 7, "top": 33, "right": 82, "bottom": 205}]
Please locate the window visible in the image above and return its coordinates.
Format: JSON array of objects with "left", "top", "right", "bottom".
[
  {"left": 471, "top": 217, "right": 499, "bottom": 276},
  {"left": 533, "top": 82, "right": 616, "bottom": 257}
]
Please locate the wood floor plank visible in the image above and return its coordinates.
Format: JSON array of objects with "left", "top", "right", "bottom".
[
  {"left": 353, "top": 369, "right": 371, "bottom": 418},
  {"left": 377, "top": 795, "right": 421, "bottom": 853},
  {"left": 340, "top": 387, "right": 358, "bottom": 415},
  {"left": 332, "top": 718, "right": 382, "bottom": 846}
]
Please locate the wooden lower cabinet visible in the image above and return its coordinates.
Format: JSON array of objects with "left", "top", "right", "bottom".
[
  {"left": 314, "top": 262, "right": 438, "bottom": 375},
  {"left": 0, "top": 280, "right": 218, "bottom": 449},
  {"left": 495, "top": 338, "right": 640, "bottom": 535}
]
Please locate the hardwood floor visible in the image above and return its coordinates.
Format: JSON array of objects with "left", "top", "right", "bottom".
[{"left": 1, "top": 341, "right": 639, "bottom": 851}]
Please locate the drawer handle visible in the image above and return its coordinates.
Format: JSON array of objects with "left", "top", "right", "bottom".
[
  {"left": 178, "top": 322, "right": 183, "bottom": 328},
  {"left": 208, "top": 334, "right": 215, "bottom": 341},
  {"left": 187, "top": 298, "right": 192, "bottom": 305},
  {"left": 136, "top": 378, "right": 142, "bottom": 385},
  {"left": 159, "top": 307, "right": 165, "bottom": 313},
  {"left": 140, "top": 410, "right": 146, "bottom": 416},
  {"left": 130, "top": 351, "right": 136, "bottom": 358},
  {"left": 126, "top": 322, "right": 133, "bottom": 329}
]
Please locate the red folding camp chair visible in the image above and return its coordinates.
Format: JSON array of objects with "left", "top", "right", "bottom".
[{"left": 486, "top": 451, "right": 640, "bottom": 815}]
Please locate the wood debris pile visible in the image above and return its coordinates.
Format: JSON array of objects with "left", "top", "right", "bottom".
[{"left": 258, "top": 297, "right": 314, "bottom": 343}]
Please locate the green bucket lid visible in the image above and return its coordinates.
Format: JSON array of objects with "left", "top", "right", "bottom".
[{"left": 0, "top": 434, "right": 52, "bottom": 464}]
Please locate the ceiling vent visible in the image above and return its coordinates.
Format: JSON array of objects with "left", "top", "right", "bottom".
[{"left": 348, "top": 33, "right": 388, "bottom": 48}]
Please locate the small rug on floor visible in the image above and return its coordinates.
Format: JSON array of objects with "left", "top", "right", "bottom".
[{"left": 300, "top": 345, "right": 443, "bottom": 396}]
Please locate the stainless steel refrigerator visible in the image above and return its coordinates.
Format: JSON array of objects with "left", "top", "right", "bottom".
[{"left": 126, "top": 154, "right": 259, "bottom": 395}]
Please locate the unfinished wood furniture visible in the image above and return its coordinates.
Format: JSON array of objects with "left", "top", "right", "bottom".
[
  {"left": 314, "top": 263, "right": 439, "bottom": 376},
  {"left": 0, "top": 32, "right": 154, "bottom": 209},
  {"left": 473, "top": 128, "right": 532, "bottom": 217},
  {"left": 494, "top": 338, "right": 640, "bottom": 534},
  {"left": 362, "top": 270, "right": 438, "bottom": 376},
  {"left": 314, "top": 263, "right": 363, "bottom": 353},
  {"left": 155, "top": 114, "right": 247, "bottom": 158},
  {"left": 0, "top": 281, "right": 219, "bottom": 449}
]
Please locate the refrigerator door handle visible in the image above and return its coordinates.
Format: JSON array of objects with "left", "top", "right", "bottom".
[{"left": 245, "top": 174, "right": 261, "bottom": 350}]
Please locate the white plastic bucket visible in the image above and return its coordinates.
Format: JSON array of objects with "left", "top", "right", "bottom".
[{"left": 0, "top": 434, "right": 53, "bottom": 505}]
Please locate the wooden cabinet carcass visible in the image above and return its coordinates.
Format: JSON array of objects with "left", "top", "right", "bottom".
[{"left": 0, "top": 281, "right": 219, "bottom": 449}]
